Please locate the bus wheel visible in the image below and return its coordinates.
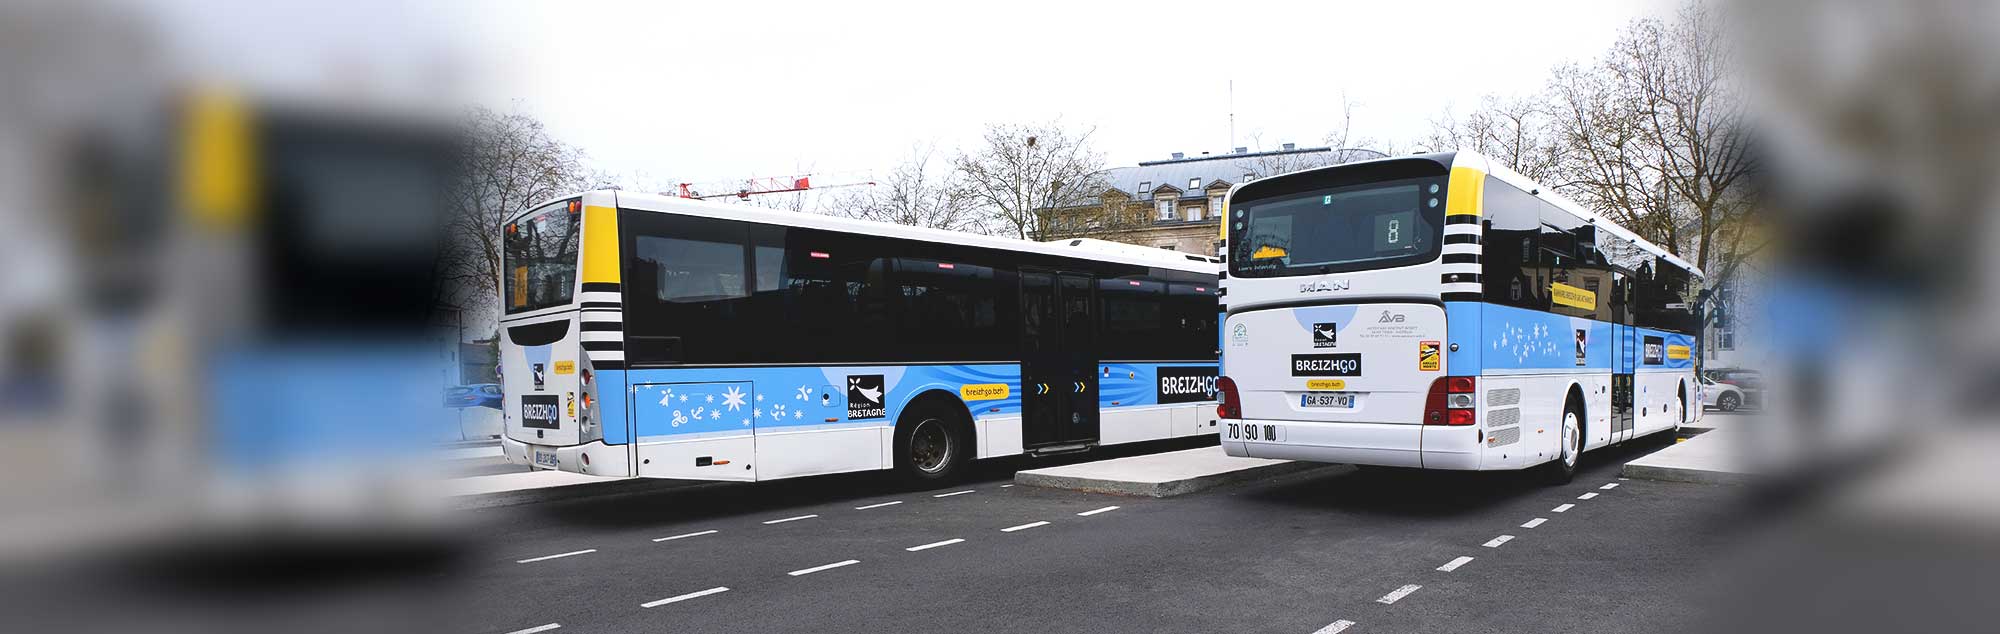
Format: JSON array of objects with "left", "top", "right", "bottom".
[
  {"left": 1542, "top": 403, "right": 1582, "bottom": 485},
  {"left": 895, "top": 401, "right": 968, "bottom": 483}
]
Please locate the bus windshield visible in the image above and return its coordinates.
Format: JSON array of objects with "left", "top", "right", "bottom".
[
  {"left": 1230, "top": 177, "right": 1443, "bottom": 277},
  {"left": 504, "top": 201, "right": 582, "bottom": 313}
]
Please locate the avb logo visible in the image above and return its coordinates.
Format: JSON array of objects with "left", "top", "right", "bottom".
[
  {"left": 1312, "top": 322, "right": 1338, "bottom": 348},
  {"left": 1378, "top": 311, "right": 1406, "bottom": 323},
  {"left": 846, "top": 374, "right": 886, "bottom": 420},
  {"left": 1298, "top": 279, "right": 1350, "bottom": 294}
]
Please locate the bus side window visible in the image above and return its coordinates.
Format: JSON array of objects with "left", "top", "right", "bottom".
[{"left": 1481, "top": 176, "right": 1544, "bottom": 312}]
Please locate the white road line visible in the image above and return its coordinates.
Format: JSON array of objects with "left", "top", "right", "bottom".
[
  {"left": 1600, "top": 483, "right": 1620, "bottom": 490},
  {"left": 1076, "top": 506, "right": 1120, "bottom": 517},
  {"left": 1312, "top": 619, "right": 1357, "bottom": 633},
  {"left": 1521, "top": 518, "right": 1548, "bottom": 529},
  {"left": 1000, "top": 484, "right": 1015, "bottom": 488},
  {"left": 641, "top": 586, "right": 730, "bottom": 608},
  {"left": 1552, "top": 503, "right": 1575, "bottom": 513},
  {"left": 854, "top": 501, "right": 903, "bottom": 510},
  {"left": 788, "top": 559, "right": 860, "bottom": 576},
  {"left": 934, "top": 490, "right": 976, "bottom": 498},
  {"left": 1619, "top": 477, "right": 1629, "bottom": 481},
  {"left": 1001, "top": 521, "right": 1050, "bottom": 533},
  {"left": 906, "top": 538, "right": 965, "bottom": 552},
  {"left": 504, "top": 624, "right": 561, "bottom": 634},
  {"left": 1578, "top": 492, "right": 1599, "bottom": 500},
  {"left": 1376, "top": 584, "right": 1423, "bottom": 605},
  {"left": 1483, "top": 535, "right": 1515, "bottom": 548},
  {"left": 763, "top": 514, "right": 818, "bottom": 525},
  {"left": 516, "top": 549, "right": 596, "bottom": 564},
  {"left": 1437, "top": 556, "right": 1475, "bottom": 572},
  {"left": 654, "top": 530, "right": 718, "bottom": 542}
]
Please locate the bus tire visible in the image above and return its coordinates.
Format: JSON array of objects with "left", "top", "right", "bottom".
[
  {"left": 894, "top": 396, "right": 971, "bottom": 484},
  {"left": 1542, "top": 396, "right": 1583, "bottom": 485}
]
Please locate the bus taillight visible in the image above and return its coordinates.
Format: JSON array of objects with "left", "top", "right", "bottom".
[
  {"left": 1424, "top": 376, "right": 1477, "bottom": 426},
  {"left": 1216, "top": 376, "right": 1242, "bottom": 419}
]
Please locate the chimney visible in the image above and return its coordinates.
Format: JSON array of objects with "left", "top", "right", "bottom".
[
  {"left": 1171, "top": 152, "right": 1185, "bottom": 160},
  {"left": 1201, "top": 151, "right": 1210, "bottom": 156},
  {"left": 1233, "top": 147, "right": 1248, "bottom": 154},
  {"left": 1282, "top": 142, "right": 1296, "bottom": 151}
]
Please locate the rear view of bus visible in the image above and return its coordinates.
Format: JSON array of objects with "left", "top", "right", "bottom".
[
  {"left": 497, "top": 192, "right": 628, "bottom": 476},
  {"left": 1217, "top": 154, "right": 1473, "bottom": 469}
]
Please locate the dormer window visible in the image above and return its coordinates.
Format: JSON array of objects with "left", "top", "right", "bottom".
[
  {"left": 1190, "top": 178, "right": 1201, "bottom": 189},
  {"left": 1139, "top": 181, "right": 1151, "bottom": 194}
]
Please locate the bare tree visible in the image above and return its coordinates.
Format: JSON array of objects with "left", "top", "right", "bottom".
[
  {"left": 1424, "top": 94, "right": 1567, "bottom": 183},
  {"left": 954, "top": 120, "right": 1107, "bottom": 240},
  {"left": 441, "top": 107, "right": 598, "bottom": 333},
  {"left": 824, "top": 144, "right": 984, "bottom": 232}
]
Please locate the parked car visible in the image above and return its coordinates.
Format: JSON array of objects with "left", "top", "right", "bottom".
[
  {"left": 446, "top": 383, "right": 503, "bottom": 410},
  {"left": 1701, "top": 376, "right": 1746, "bottom": 411},
  {"left": 1703, "top": 368, "right": 1764, "bottom": 409}
]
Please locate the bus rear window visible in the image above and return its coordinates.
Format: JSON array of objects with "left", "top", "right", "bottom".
[
  {"left": 504, "top": 201, "right": 582, "bottom": 314},
  {"left": 1231, "top": 177, "right": 1444, "bottom": 277}
]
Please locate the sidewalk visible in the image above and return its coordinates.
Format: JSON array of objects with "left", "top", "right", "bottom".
[
  {"left": 1015, "top": 445, "right": 1326, "bottom": 497},
  {"left": 1621, "top": 414, "right": 1755, "bottom": 484}
]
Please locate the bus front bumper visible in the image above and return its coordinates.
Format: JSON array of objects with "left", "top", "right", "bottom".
[
  {"left": 1220, "top": 418, "right": 1483, "bottom": 470},
  {"left": 501, "top": 436, "right": 632, "bottom": 477}
]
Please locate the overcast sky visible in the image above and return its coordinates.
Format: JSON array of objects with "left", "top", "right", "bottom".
[{"left": 140, "top": 0, "right": 1675, "bottom": 190}]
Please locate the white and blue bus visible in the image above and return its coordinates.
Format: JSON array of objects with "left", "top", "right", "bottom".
[
  {"left": 1216, "top": 150, "right": 1701, "bottom": 482},
  {"left": 498, "top": 191, "right": 1221, "bottom": 483}
]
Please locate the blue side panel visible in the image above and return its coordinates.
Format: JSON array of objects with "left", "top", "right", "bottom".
[
  {"left": 211, "top": 343, "right": 439, "bottom": 472},
  {"left": 598, "top": 368, "right": 630, "bottom": 445},
  {"left": 1478, "top": 303, "right": 1616, "bottom": 371},
  {"left": 1632, "top": 328, "right": 1697, "bottom": 370},
  {"left": 1097, "top": 362, "right": 1220, "bottom": 407},
  {"left": 620, "top": 364, "right": 1020, "bottom": 443},
  {"left": 1445, "top": 302, "right": 1484, "bottom": 374}
]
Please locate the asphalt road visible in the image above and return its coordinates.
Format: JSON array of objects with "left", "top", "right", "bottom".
[{"left": 448, "top": 435, "right": 1741, "bottom": 634}]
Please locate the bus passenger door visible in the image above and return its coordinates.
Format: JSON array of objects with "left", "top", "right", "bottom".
[{"left": 1020, "top": 271, "right": 1100, "bottom": 449}]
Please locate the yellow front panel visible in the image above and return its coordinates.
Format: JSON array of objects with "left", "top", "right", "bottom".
[
  {"left": 580, "top": 205, "right": 621, "bottom": 284},
  {"left": 1445, "top": 166, "right": 1485, "bottom": 217}
]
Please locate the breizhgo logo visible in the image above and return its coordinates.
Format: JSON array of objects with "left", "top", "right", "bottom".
[
  {"left": 847, "top": 374, "right": 886, "bottom": 420},
  {"left": 1312, "top": 322, "right": 1338, "bottom": 348},
  {"left": 1156, "top": 366, "right": 1219, "bottom": 404}
]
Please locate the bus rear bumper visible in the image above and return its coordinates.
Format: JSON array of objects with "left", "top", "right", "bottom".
[
  {"left": 500, "top": 436, "right": 632, "bottom": 477},
  {"left": 1220, "top": 419, "right": 1483, "bottom": 470}
]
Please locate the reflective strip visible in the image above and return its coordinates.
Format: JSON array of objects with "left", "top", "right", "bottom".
[
  {"left": 1444, "top": 223, "right": 1483, "bottom": 237},
  {"left": 578, "top": 291, "right": 623, "bottom": 305},
  {"left": 1443, "top": 242, "right": 1483, "bottom": 257},
  {"left": 1442, "top": 282, "right": 1483, "bottom": 295}
]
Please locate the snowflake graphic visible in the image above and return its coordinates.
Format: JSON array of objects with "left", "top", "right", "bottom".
[
  {"left": 705, "top": 394, "right": 714, "bottom": 404},
  {"left": 721, "top": 386, "right": 747, "bottom": 411},
  {"left": 679, "top": 394, "right": 688, "bottom": 403},
  {"left": 794, "top": 410, "right": 804, "bottom": 419},
  {"left": 755, "top": 393, "right": 765, "bottom": 403},
  {"left": 754, "top": 408, "right": 763, "bottom": 419},
  {"left": 741, "top": 418, "right": 751, "bottom": 426},
  {"left": 711, "top": 410, "right": 723, "bottom": 419}
]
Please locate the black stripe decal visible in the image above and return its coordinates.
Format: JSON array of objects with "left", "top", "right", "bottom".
[
  {"left": 1441, "top": 273, "right": 1481, "bottom": 284},
  {"left": 1443, "top": 253, "right": 1480, "bottom": 264},
  {"left": 1442, "top": 292, "right": 1483, "bottom": 302},
  {"left": 581, "top": 341, "right": 624, "bottom": 351},
  {"left": 580, "top": 322, "right": 622, "bottom": 331},
  {"left": 1444, "top": 234, "right": 1482, "bottom": 245},
  {"left": 589, "top": 360, "right": 626, "bottom": 370},
  {"left": 581, "top": 282, "right": 621, "bottom": 293},
  {"left": 1445, "top": 215, "right": 1481, "bottom": 225},
  {"left": 580, "top": 301, "right": 623, "bottom": 309}
]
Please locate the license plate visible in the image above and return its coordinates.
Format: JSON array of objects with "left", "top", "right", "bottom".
[
  {"left": 1301, "top": 392, "right": 1355, "bottom": 408},
  {"left": 533, "top": 449, "right": 559, "bottom": 469}
]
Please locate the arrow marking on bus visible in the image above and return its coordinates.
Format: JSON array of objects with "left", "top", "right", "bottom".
[
  {"left": 1483, "top": 535, "right": 1514, "bottom": 548},
  {"left": 855, "top": 501, "right": 903, "bottom": 510},
  {"left": 1376, "top": 584, "right": 1422, "bottom": 605},
  {"left": 516, "top": 549, "right": 596, "bottom": 564},
  {"left": 1002, "top": 521, "right": 1050, "bottom": 533},
  {"left": 1076, "top": 506, "right": 1120, "bottom": 517},
  {"left": 763, "top": 514, "right": 818, "bottom": 525},
  {"left": 654, "top": 530, "right": 718, "bottom": 542},
  {"left": 788, "top": 559, "right": 860, "bottom": 576},
  {"left": 906, "top": 538, "right": 965, "bottom": 552},
  {"left": 1437, "top": 556, "right": 1475, "bottom": 572},
  {"left": 1312, "top": 620, "right": 1357, "bottom": 633},
  {"left": 1552, "top": 503, "right": 1575, "bottom": 513},
  {"left": 1521, "top": 518, "right": 1548, "bottom": 529},
  {"left": 641, "top": 586, "right": 730, "bottom": 608}
]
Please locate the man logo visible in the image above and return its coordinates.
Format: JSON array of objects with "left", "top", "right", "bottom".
[
  {"left": 846, "top": 375, "right": 886, "bottom": 420},
  {"left": 1312, "top": 322, "right": 1338, "bottom": 348}
]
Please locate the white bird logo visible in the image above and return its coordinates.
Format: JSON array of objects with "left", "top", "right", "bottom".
[{"left": 849, "top": 377, "right": 883, "bottom": 404}]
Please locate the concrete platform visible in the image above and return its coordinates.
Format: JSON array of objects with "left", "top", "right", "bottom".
[
  {"left": 1622, "top": 428, "right": 1755, "bottom": 485},
  {"left": 1015, "top": 446, "right": 1326, "bottom": 497}
]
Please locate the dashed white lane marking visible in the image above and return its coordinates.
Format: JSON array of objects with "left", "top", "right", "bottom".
[
  {"left": 1437, "top": 556, "right": 1475, "bottom": 572},
  {"left": 906, "top": 538, "right": 965, "bottom": 552},
  {"left": 516, "top": 549, "right": 596, "bottom": 564},
  {"left": 763, "top": 514, "right": 819, "bottom": 525},
  {"left": 1001, "top": 521, "right": 1050, "bottom": 533},
  {"left": 1076, "top": 506, "right": 1120, "bottom": 517},
  {"left": 1552, "top": 503, "right": 1576, "bottom": 513},
  {"left": 504, "top": 624, "right": 561, "bottom": 634},
  {"left": 1521, "top": 518, "right": 1548, "bottom": 529},
  {"left": 855, "top": 501, "right": 903, "bottom": 510},
  {"left": 1483, "top": 535, "right": 1515, "bottom": 548},
  {"left": 1376, "top": 584, "right": 1423, "bottom": 605},
  {"left": 1619, "top": 477, "right": 1629, "bottom": 481},
  {"left": 934, "top": 490, "right": 976, "bottom": 498},
  {"left": 654, "top": 530, "right": 718, "bottom": 542},
  {"left": 1001, "top": 484, "right": 1015, "bottom": 488},
  {"left": 788, "top": 559, "right": 860, "bottom": 576},
  {"left": 1312, "top": 619, "right": 1357, "bottom": 633},
  {"left": 1578, "top": 492, "right": 1599, "bottom": 500},
  {"left": 641, "top": 586, "right": 730, "bottom": 608},
  {"left": 1600, "top": 483, "right": 1620, "bottom": 490}
]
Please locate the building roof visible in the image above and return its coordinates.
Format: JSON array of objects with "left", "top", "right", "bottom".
[{"left": 1084, "top": 146, "right": 1385, "bottom": 205}]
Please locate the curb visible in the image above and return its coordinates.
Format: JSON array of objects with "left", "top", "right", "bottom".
[{"left": 1015, "top": 460, "right": 1328, "bottom": 497}]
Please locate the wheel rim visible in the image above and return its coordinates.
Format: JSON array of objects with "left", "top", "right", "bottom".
[
  {"left": 1722, "top": 395, "right": 1738, "bottom": 411},
  {"left": 1561, "top": 412, "right": 1580, "bottom": 468},
  {"left": 910, "top": 418, "right": 951, "bottom": 474}
]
